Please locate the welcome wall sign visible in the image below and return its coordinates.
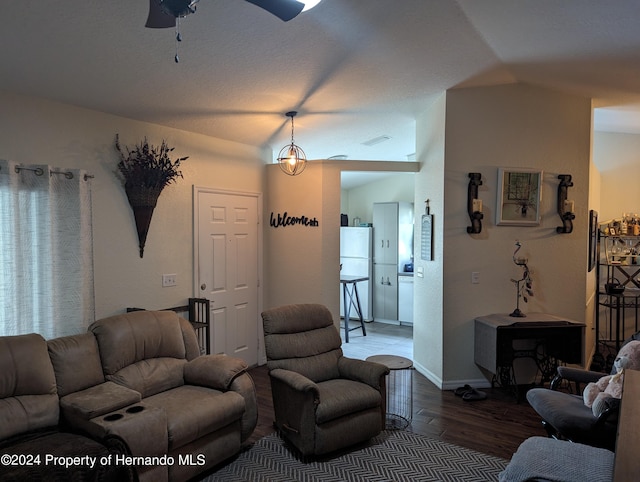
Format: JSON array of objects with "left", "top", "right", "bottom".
[{"left": 270, "top": 211, "right": 319, "bottom": 228}]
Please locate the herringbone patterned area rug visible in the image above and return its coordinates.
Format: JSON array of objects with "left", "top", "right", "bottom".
[{"left": 206, "top": 430, "right": 508, "bottom": 481}]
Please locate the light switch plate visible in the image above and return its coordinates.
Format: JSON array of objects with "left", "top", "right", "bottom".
[{"left": 162, "top": 274, "right": 177, "bottom": 287}]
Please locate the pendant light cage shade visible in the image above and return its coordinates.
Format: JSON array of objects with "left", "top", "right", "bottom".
[
  {"left": 277, "top": 111, "right": 307, "bottom": 176},
  {"left": 277, "top": 143, "right": 307, "bottom": 175}
]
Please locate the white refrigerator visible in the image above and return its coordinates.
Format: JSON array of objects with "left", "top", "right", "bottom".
[{"left": 340, "top": 227, "right": 373, "bottom": 321}]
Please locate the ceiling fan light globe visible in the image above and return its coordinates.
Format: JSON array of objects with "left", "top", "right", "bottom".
[
  {"left": 301, "top": 1, "right": 322, "bottom": 12},
  {"left": 159, "top": 0, "right": 200, "bottom": 18}
]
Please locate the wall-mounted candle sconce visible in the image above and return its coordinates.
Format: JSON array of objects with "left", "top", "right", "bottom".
[
  {"left": 467, "top": 172, "right": 483, "bottom": 234},
  {"left": 556, "top": 174, "right": 575, "bottom": 234}
]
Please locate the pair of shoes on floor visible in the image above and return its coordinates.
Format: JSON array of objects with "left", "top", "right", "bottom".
[{"left": 454, "top": 384, "right": 487, "bottom": 401}]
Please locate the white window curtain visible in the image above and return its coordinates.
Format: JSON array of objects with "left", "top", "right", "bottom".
[{"left": 0, "top": 159, "right": 95, "bottom": 339}]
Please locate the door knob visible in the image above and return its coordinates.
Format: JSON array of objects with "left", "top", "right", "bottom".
[{"left": 200, "top": 283, "right": 206, "bottom": 290}]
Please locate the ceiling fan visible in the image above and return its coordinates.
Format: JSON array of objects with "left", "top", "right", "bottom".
[{"left": 145, "top": 0, "right": 316, "bottom": 28}]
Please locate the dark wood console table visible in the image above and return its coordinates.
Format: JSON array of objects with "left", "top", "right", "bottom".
[{"left": 475, "top": 313, "right": 585, "bottom": 397}]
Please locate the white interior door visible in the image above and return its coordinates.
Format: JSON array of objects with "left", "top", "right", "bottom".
[{"left": 195, "top": 189, "right": 259, "bottom": 366}]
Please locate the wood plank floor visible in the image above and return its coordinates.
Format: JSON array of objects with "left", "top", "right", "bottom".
[{"left": 247, "top": 321, "right": 548, "bottom": 461}]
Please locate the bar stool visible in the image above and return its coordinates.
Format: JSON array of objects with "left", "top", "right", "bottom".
[{"left": 340, "top": 275, "right": 368, "bottom": 342}]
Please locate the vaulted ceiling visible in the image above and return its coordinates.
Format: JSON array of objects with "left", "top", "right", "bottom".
[{"left": 2, "top": 1, "right": 640, "bottom": 164}]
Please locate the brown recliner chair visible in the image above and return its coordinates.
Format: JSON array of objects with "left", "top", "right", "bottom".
[
  {"left": 87, "top": 310, "right": 258, "bottom": 482},
  {"left": 261, "top": 303, "right": 389, "bottom": 456}
]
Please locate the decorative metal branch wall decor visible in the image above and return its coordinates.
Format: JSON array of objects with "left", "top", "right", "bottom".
[
  {"left": 509, "top": 240, "right": 534, "bottom": 317},
  {"left": 466, "top": 172, "right": 483, "bottom": 234},
  {"left": 115, "top": 134, "right": 187, "bottom": 257},
  {"left": 556, "top": 174, "right": 575, "bottom": 234}
]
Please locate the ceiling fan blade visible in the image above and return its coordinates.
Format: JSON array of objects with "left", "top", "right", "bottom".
[
  {"left": 146, "top": 0, "right": 177, "bottom": 28},
  {"left": 245, "top": 0, "right": 305, "bottom": 22}
]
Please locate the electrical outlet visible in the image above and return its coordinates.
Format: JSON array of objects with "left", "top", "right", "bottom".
[
  {"left": 471, "top": 272, "right": 480, "bottom": 284},
  {"left": 162, "top": 274, "right": 177, "bottom": 287}
]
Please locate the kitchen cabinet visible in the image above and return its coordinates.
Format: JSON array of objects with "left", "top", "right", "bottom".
[
  {"left": 372, "top": 202, "right": 413, "bottom": 323},
  {"left": 373, "top": 202, "right": 400, "bottom": 265},
  {"left": 398, "top": 275, "right": 414, "bottom": 324},
  {"left": 373, "top": 263, "right": 398, "bottom": 322}
]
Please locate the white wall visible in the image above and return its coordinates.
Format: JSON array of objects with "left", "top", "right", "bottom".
[
  {"left": 414, "top": 93, "right": 447, "bottom": 384},
  {"left": 415, "top": 84, "right": 593, "bottom": 388},
  {"left": 342, "top": 173, "right": 415, "bottom": 224},
  {"left": 264, "top": 162, "right": 341, "bottom": 320},
  {"left": 591, "top": 131, "right": 640, "bottom": 350},
  {"left": 0, "top": 91, "right": 266, "bottom": 319},
  {"left": 586, "top": 123, "right": 600, "bottom": 361},
  {"left": 593, "top": 131, "right": 640, "bottom": 222}
]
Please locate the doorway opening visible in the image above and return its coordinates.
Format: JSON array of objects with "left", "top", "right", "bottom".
[{"left": 339, "top": 171, "right": 415, "bottom": 360}]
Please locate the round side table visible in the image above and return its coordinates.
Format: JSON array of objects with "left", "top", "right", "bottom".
[{"left": 366, "top": 354, "right": 413, "bottom": 429}]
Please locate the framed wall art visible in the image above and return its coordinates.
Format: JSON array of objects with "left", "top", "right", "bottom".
[
  {"left": 421, "top": 213, "right": 433, "bottom": 261},
  {"left": 421, "top": 199, "right": 433, "bottom": 261},
  {"left": 497, "top": 168, "right": 543, "bottom": 226}
]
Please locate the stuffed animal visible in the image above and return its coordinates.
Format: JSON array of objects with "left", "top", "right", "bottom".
[{"left": 583, "top": 340, "right": 640, "bottom": 416}]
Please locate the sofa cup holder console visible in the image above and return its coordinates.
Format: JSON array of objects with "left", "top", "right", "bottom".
[
  {"left": 90, "top": 403, "right": 168, "bottom": 457},
  {"left": 103, "top": 413, "right": 124, "bottom": 422},
  {"left": 102, "top": 405, "right": 146, "bottom": 423},
  {"left": 126, "top": 405, "right": 145, "bottom": 414}
]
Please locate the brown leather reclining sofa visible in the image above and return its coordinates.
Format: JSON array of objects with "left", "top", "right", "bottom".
[{"left": 0, "top": 310, "right": 257, "bottom": 482}]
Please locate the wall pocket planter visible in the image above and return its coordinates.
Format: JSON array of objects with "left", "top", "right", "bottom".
[{"left": 115, "top": 135, "right": 187, "bottom": 257}]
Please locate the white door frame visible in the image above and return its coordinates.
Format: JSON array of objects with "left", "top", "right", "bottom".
[{"left": 193, "top": 186, "right": 264, "bottom": 365}]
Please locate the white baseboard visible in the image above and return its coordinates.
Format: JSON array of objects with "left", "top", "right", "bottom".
[
  {"left": 413, "top": 360, "right": 492, "bottom": 391},
  {"left": 373, "top": 318, "right": 401, "bottom": 325}
]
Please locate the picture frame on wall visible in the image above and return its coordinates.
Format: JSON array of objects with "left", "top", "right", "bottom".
[{"left": 497, "top": 168, "right": 543, "bottom": 226}]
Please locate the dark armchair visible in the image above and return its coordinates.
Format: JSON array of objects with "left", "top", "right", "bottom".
[
  {"left": 525, "top": 340, "right": 640, "bottom": 450},
  {"left": 526, "top": 367, "right": 619, "bottom": 450},
  {"left": 261, "top": 304, "right": 390, "bottom": 456}
]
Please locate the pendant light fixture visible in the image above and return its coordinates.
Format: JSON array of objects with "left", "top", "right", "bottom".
[{"left": 277, "top": 111, "right": 307, "bottom": 176}]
